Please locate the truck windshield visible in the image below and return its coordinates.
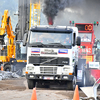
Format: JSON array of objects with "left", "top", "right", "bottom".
[
  {"left": 29, "top": 32, "right": 72, "bottom": 46},
  {"left": 79, "top": 33, "right": 92, "bottom": 42}
]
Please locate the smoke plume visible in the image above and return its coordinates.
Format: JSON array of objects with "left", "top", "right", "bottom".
[
  {"left": 43, "top": 0, "right": 100, "bottom": 38},
  {"left": 43, "top": 0, "right": 69, "bottom": 24}
]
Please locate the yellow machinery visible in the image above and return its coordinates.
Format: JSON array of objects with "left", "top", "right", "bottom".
[
  {"left": 29, "top": 1, "right": 41, "bottom": 29},
  {"left": 0, "top": 10, "right": 27, "bottom": 72},
  {"left": 0, "top": 10, "right": 15, "bottom": 64},
  {"left": 0, "top": 1, "right": 41, "bottom": 73}
]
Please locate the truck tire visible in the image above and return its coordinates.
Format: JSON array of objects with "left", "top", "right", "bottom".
[
  {"left": 78, "top": 71, "right": 86, "bottom": 87},
  {"left": 4, "top": 65, "right": 11, "bottom": 71},
  {"left": 27, "top": 79, "right": 36, "bottom": 89},
  {"left": 67, "top": 76, "right": 76, "bottom": 90},
  {"left": 82, "top": 71, "right": 86, "bottom": 86}
]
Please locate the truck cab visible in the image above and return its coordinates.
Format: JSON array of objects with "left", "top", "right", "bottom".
[{"left": 23, "top": 25, "right": 81, "bottom": 90}]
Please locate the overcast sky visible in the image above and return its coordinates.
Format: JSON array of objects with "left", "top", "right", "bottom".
[
  {"left": 0, "top": 0, "right": 100, "bottom": 39},
  {"left": 41, "top": 0, "right": 100, "bottom": 39}
]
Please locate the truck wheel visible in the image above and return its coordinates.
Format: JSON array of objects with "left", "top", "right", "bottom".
[
  {"left": 82, "top": 72, "right": 86, "bottom": 86},
  {"left": 4, "top": 65, "right": 11, "bottom": 72},
  {"left": 78, "top": 71, "right": 86, "bottom": 87},
  {"left": 67, "top": 76, "right": 76, "bottom": 90},
  {"left": 27, "top": 79, "right": 36, "bottom": 89}
]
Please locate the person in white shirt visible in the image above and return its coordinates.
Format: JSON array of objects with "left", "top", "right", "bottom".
[{"left": 82, "top": 35, "right": 90, "bottom": 42}]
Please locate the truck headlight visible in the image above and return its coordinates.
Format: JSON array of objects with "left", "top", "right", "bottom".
[
  {"left": 63, "top": 67, "right": 69, "bottom": 71},
  {"left": 27, "top": 66, "right": 34, "bottom": 70}
]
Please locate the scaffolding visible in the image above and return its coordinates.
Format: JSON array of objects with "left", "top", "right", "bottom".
[{"left": 29, "top": 1, "right": 41, "bottom": 29}]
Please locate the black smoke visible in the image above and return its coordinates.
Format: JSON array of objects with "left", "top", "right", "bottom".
[
  {"left": 42, "top": 0, "right": 100, "bottom": 38},
  {"left": 43, "top": 0, "right": 69, "bottom": 24}
]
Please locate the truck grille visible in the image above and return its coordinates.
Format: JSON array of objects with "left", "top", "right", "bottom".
[
  {"left": 40, "top": 67, "right": 57, "bottom": 74},
  {"left": 29, "top": 56, "right": 69, "bottom": 65}
]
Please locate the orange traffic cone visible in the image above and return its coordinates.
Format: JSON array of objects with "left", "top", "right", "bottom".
[
  {"left": 1, "top": 66, "right": 3, "bottom": 71},
  {"left": 73, "top": 85, "right": 79, "bottom": 100},
  {"left": 31, "top": 88, "right": 37, "bottom": 100}
]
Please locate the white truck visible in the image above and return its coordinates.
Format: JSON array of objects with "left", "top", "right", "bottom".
[{"left": 23, "top": 25, "right": 81, "bottom": 90}]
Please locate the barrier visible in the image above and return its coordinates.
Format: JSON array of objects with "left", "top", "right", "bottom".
[
  {"left": 73, "top": 85, "right": 80, "bottom": 100},
  {"left": 31, "top": 87, "right": 37, "bottom": 100},
  {"left": 80, "top": 78, "right": 100, "bottom": 100},
  {"left": 1, "top": 66, "right": 3, "bottom": 71}
]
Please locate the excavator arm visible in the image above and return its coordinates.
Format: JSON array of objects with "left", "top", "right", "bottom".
[
  {"left": 0, "top": 10, "right": 8, "bottom": 45},
  {"left": 0, "top": 10, "right": 15, "bottom": 62}
]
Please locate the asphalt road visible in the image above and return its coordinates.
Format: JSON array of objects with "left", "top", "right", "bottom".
[{"left": 0, "top": 77, "right": 98, "bottom": 100}]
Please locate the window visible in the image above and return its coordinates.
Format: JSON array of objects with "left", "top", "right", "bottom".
[
  {"left": 79, "top": 33, "right": 92, "bottom": 42},
  {"left": 29, "top": 32, "right": 72, "bottom": 46},
  {"left": 16, "top": 42, "right": 27, "bottom": 60}
]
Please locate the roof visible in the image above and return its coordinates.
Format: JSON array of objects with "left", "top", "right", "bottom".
[{"left": 30, "top": 25, "right": 74, "bottom": 33}]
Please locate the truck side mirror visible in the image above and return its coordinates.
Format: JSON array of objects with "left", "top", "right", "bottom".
[
  {"left": 76, "top": 36, "right": 81, "bottom": 46},
  {"left": 23, "top": 33, "right": 28, "bottom": 46},
  {"left": 72, "top": 33, "right": 76, "bottom": 46}
]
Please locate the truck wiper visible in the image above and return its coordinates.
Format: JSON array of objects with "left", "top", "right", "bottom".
[
  {"left": 48, "top": 43, "right": 66, "bottom": 48},
  {"left": 29, "top": 42, "right": 46, "bottom": 47}
]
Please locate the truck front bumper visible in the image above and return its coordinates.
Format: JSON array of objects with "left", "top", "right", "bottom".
[{"left": 26, "top": 74, "right": 74, "bottom": 81}]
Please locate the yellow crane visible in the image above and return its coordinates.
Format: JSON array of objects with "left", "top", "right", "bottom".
[{"left": 29, "top": 1, "right": 41, "bottom": 28}]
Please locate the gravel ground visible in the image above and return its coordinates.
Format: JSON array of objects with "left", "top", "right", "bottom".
[{"left": 0, "top": 77, "right": 99, "bottom": 100}]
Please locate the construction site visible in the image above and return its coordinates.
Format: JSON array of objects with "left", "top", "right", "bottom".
[{"left": 0, "top": 0, "right": 100, "bottom": 100}]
